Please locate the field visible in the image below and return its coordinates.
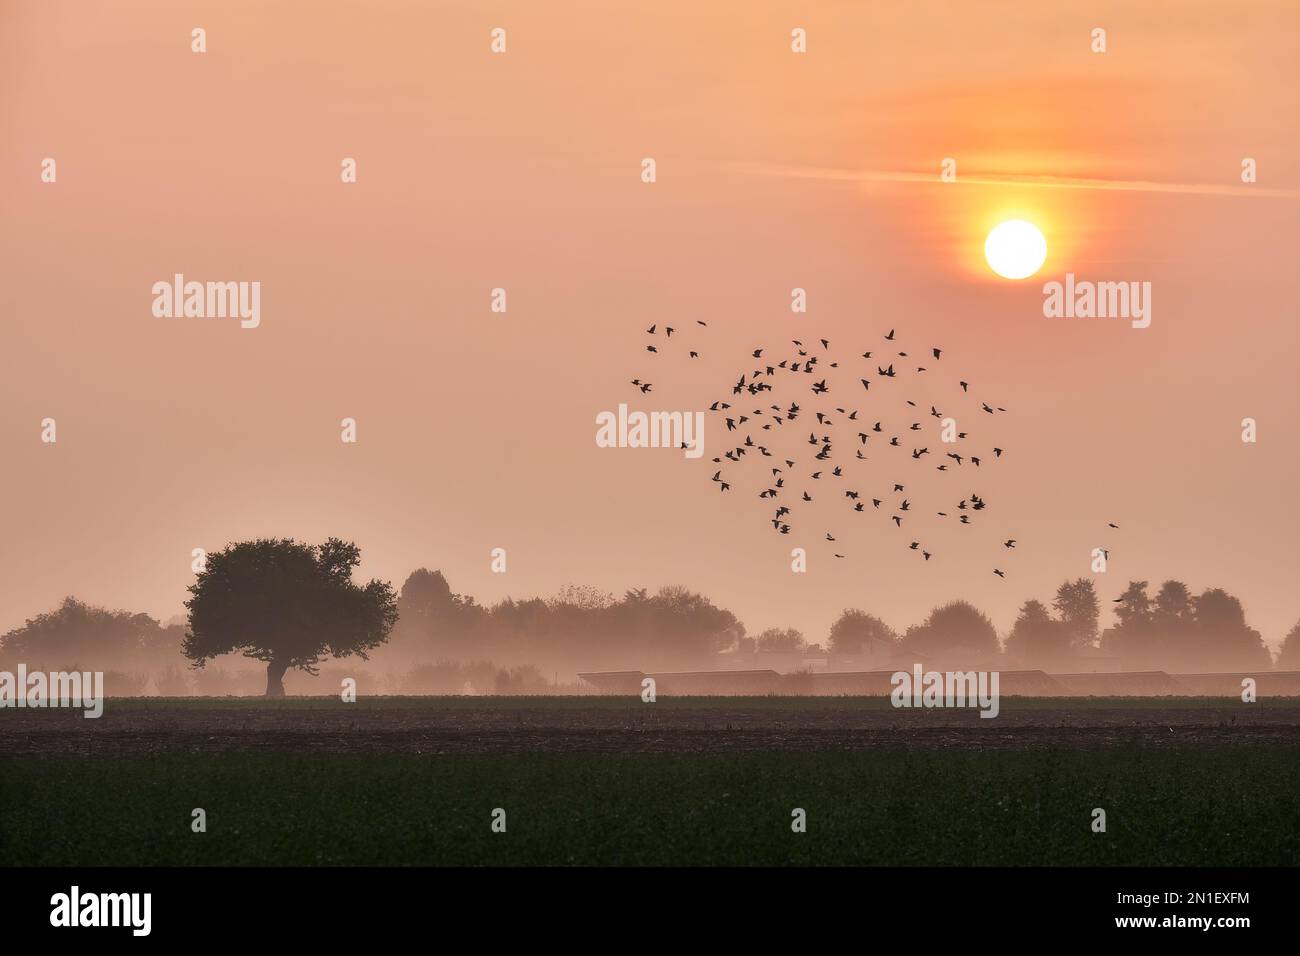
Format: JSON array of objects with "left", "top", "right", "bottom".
[{"left": 2, "top": 696, "right": 1298, "bottom": 866}]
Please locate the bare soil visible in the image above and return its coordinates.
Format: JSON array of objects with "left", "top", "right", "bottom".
[{"left": 3, "top": 699, "right": 1297, "bottom": 756}]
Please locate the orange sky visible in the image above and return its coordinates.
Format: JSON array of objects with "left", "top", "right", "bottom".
[{"left": 2, "top": 0, "right": 1298, "bottom": 652}]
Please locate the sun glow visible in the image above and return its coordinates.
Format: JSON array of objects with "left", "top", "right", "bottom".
[{"left": 984, "top": 220, "right": 1048, "bottom": 280}]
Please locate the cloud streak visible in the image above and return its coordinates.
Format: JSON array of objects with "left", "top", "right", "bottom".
[{"left": 725, "top": 162, "right": 1300, "bottom": 200}]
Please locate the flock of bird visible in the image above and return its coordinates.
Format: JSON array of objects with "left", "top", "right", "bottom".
[{"left": 631, "top": 320, "right": 1131, "bottom": 579}]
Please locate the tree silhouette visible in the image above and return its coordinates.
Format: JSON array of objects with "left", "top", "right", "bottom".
[
  {"left": 183, "top": 538, "right": 398, "bottom": 697},
  {"left": 1052, "top": 578, "right": 1100, "bottom": 650},
  {"left": 0, "top": 597, "right": 178, "bottom": 671},
  {"left": 382, "top": 572, "right": 743, "bottom": 672},
  {"left": 1112, "top": 580, "right": 1153, "bottom": 629},
  {"left": 395, "top": 568, "right": 454, "bottom": 627},
  {"left": 390, "top": 568, "right": 484, "bottom": 658},
  {"left": 1190, "top": 588, "right": 1270, "bottom": 671},
  {"left": 1151, "top": 580, "right": 1199, "bottom": 664},
  {"left": 827, "top": 609, "right": 897, "bottom": 656},
  {"left": 1105, "top": 580, "right": 1270, "bottom": 671},
  {"left": 616, "top": 585, "right": 740, "bottom": 668},
  {"left": 1278, "top": 620, "right": 1300, "bottom": 671},
  {"left": 756, "top": 627, "right": 805, "bottom": 653},
  {"left": 900, "top": 600, "right": 998, "bottom": 663},
  {"left": 1004, "top": 598, "right": 1069, "bottom": 668},
  {"left": 1103, "top": 581, "right": 1157, "bottom": 667}
]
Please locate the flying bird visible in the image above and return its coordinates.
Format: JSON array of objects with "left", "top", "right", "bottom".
[{"left": 638, "top": 321, "right": 1015, "bottom": 571}]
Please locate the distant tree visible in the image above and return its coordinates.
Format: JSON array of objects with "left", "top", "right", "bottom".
[
  {"left": 642, "top": 586, "right": 740, "bottom": 663},
  {"left": 900, "top": 600, "right": 999, "bottom": 662},
  {"left": 1189, "top": 588, "right": 1271, "bottom": 671},
  {"left": 183, "top": 538, "right": 398, "bottom": 697},
  {"left": 487, "top": 596, "right": 551, "bottom": 658},
  {"left": 1004, "top": 599, "right": 1070, "bottom": 667},
  {"left": 0, "top": 597, "right": 177, "bottom": 670},
  {"left": 827, "top": 609, "right": 897, "bottom": 656},
  {"left": 550, "top": 584, "right": 615, "bottom": 610},
  {"left": 756, "top": 627, "right": 806, "bottom": 653},
  {"left": 1278, "top": 620, "right": 1300, "bottom": 671},
  {"left": 1053, "top": 578, "right": 1100, "bottom": 649},
  {"left": 1147, "top": 579, "right": 1196, "bottom": 660},
  {"left": 1106, "top": 580, "right": 1269, "bottom": 671},
  {"left": 1103, "top": 581, "right": 1157, "bottom": 666},
  {"left": 1112, "top": 580, "right": 1153, "bottom": 630},
  {"left": 1153, "top": 580, "right": 1194, "bottom": 630},
  {"left": 153, "top": 664, "right": 192, "bottom": 696},
  {"left": 1154, "top": 580, "right": 1193, "bottom": 615},
  {"left": 493, "top": 664, "right": 548, "bottom": 694},
  {"left": 386, "top": 568, "right": 496, "bottom": 659},
  {"left": 395, "top": 569, "right": 454, "bottom": 628},
  {"left": 103, "top": 671, "right": 149, "bottom": 696}
]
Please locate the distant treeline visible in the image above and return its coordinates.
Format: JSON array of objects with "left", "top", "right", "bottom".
[
  {"left": 3, "top": 568, "right": 1294, "bottom": 685},
  {"left": 373, "top": 570, "right": 1285, "bottom": 673}
]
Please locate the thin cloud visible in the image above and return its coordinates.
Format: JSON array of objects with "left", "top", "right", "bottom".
[{"left": 725, "top": 162, "right": 1300, "bottom": 199}]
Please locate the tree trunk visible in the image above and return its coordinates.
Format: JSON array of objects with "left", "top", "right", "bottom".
[{"left": 265, "top": 660, "right": 288, "bottom": 698}]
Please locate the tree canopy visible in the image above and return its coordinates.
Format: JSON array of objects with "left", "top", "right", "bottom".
[
  {"left": 755, "top": 627, "right": 806, "bottom": 653},
  {"left": 827, "top": 609, "right": 898, "bottom": 656},
  {"left": 900, "top": 600, "right": 999, "bottom": 662},
  {"left": 1278, "top": 620, "right": 1300, "bottom": 671},
  {"left": 183, "top": 538, "right": 398, "bottom": 696},
  {"left": 1053, "top": 578, "right": 1100, "bottom": 649},
  {"left": 1102, "top": 580, "right": 1269, "bottom": 671},
  {"left": 0, "top": 597, "right": 179, "bottom": 670},
  {"left": 1004, "top": 598, "right": 1070, "bottom": 668},
  {"left": 385, "top": 572, "right": 741, "bottom": 671}
]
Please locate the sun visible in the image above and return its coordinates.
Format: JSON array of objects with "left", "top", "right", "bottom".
[{"left": 984, "top": 219, "right": 1047, "bottom": 280}]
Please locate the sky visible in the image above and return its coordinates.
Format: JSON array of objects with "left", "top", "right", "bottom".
[{"left": 2, "top": 0, "right": 1298, "bottom": 653}]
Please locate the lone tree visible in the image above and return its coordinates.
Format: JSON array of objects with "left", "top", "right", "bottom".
[{"left": 183, "top": 538, "right": 398, "bottom": 697}]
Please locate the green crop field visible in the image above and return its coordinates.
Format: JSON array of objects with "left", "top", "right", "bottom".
[{"left": 3, "top": 745, "right": 1298, "bottom": 866}]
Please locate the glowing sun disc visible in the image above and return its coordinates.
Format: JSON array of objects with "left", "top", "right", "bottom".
[{"left": 984, "top": 220, "right": 1047, "bottom": 280}]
